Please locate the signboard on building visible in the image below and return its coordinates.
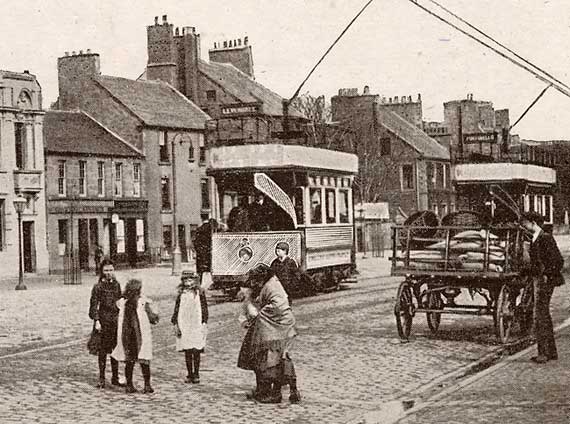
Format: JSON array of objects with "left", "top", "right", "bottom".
[
  {"left": 463, "top": 132, "right": 497, "bottom": 144},
  {"left": 221, "top": 105, "right": 258, "bottom": 115}
]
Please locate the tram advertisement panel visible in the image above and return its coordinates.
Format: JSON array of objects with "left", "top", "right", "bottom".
[{"left": 211, "top": 231, "right": 302, "bottom": 276}]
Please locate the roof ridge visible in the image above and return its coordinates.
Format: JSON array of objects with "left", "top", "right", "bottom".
[{"left": 80, "top": 110, "right": 144, "bottom": 157}]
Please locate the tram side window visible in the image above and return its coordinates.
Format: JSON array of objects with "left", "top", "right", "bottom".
[
  {"left": 310, "top": 188, "right": 322, "bottom": 224},
  {"left": 325, "top": 189, "right": 336, "bottom": 224},
  {"left": 339, "top": 190, "right": 349, "bottom": 223},
  {"left": 293, "top": 188, "right": 304, "bottom": 225}
]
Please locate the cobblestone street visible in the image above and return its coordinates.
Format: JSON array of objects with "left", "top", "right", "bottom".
[{"left": 1, "top": 255, "right": 569, "bottom": 423}]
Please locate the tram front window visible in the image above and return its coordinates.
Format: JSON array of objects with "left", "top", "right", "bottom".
[
  {"left": 326, "top": 189, "right": 336, "bottom": 224},
  {"left": 310, "top": 188, "right": 322, "bottom": 224},
  {"left": 339, "top": 190, "right": 349, "bottom": 223}
]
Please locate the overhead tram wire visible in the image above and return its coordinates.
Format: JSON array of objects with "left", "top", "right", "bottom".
[
  {"left": 288, "top": 0, "right": 375, "bottom": 103},
  {"left": 426, "top": 0, "right": 570, "bottom": 93},
  {"left": 406, "top": 0, "right": 570, "bottom": 100},
  {"left": 510, "top": 83, "right": 552, "bottom": 131}
]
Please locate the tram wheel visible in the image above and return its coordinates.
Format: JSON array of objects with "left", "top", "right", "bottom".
[
  {"left": 426, "top": 291, "right": 443, "bottom": 334},
  {"left": 394, "top": 281, "right": 414, "bottom": 340},
  {"left": 495, "top": 284, "right": 515, "bottom": 344}
]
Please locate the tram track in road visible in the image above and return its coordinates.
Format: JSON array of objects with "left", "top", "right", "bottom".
[{"left": 0, "top": 273, "right": 400, "bottom": 361}]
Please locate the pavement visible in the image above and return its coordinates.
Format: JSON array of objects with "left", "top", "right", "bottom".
[{"left": 395, "top": 320, "right": 570, "bottom": 424}]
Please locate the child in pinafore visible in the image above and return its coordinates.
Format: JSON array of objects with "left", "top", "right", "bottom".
[{"left": 171, "top": 271, "right": 209, "bottom": 384}]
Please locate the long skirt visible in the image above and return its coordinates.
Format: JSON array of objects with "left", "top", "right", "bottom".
[{"left": 99, "top": 316, "right": 118, "bottom": 354}]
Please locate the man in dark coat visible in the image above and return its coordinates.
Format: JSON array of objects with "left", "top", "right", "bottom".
[
  {"left": 228, "top": 197, "right": 251, "bottom": 232},
  {"left": 248, "top": 194, "right": 270, "bottom": 232},
  {"left": 521, "top": 212, "right": 565, "bottom": 363},
  {"left": 270, "top": 242, "right": 301, "bottom": 301},
  {"left": 193, "top": 219, "right": 218, "bottom": 277}
]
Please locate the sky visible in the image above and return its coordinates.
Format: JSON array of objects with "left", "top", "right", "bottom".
[{"left": 3, "top": 0, "right": 570, "bottom": 140}]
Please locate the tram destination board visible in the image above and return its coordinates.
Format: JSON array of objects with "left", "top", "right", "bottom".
[{"left": 463, "top": 132, "right": 497, "bottom": 144}]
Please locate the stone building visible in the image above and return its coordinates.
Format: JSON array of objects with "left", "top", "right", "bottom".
[
  {"left": 143, "top": 15, "right": 307, "bottom": 145},
  {"left": 443, "top": 94, "right": 511, "bottom": 163},
  {"left": 44, "top": 110, "right": 147, "bottom": 272},
  {"left": 0, "top": 70, "right": 49, "bottom": 278},
  {"left": 54, "top": 50, "right": 210, "bottom": 264},
  {"left": 331, "top": 87, "right": 453, "bottom": 221}
]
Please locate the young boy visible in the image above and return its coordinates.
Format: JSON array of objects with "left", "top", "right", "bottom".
[{"left": 270, "top": 242, "right": 300, "bottom": 302}]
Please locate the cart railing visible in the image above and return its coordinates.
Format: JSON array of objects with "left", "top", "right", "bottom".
[{"left": 391, "top": 225, "right": 528, "bottom": 276}]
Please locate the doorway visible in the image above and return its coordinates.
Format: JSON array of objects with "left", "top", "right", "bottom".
[
  {"left": 126, "top": 218, "right": 138, "bottom": 267},
  {"left": 178, "top": 224, "right": 188, "bottom": 262},
  {"left": 78, "top": 219, "right": 90, "bottom": 270},
  {"left": 22, "top": 221, "right": 36, "bottom": 273}
]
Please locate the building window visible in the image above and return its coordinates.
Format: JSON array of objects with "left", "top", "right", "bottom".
[
  {"left": 15, "top": 123, "right": 25, "bottom": 169},
  {"left": 0, "top": 200, "right": 4, "bottom": 250},
  {"left": 325, "top": 189, "right": 336, "bottom": 224},
  {"left": 116, "top": 219, "right": 125, "bottom": 254},
  {"left": 133, "top": 163, "right": 141, "bottom": 198},
  {"left": 136, "top": 219, "right": 145, "bottom": 252},
  {"left": 199, "top": 137, "right": 206, "bottom": 165},
  {"left": 400, "top": 164, "right": 414, "bottom": 190},
  {"left": 440, "top": 203, "right": 448, "bottom": 217},
  {"left": 206, "top": 90, "right": 216, "bottom": 101},
  {"left": 427, "top": 162, "right": 434, "bottom": 188},
  {"left": 159, "top": 131, "right": 169, "bottom": 162},
  {"left": 339, "top": 190, "right": 350, "bottom": 223},
  {"left": 310, "top": 188, "right": 322, "bottom": 224},
  {"left": 189, "top": 143, "right": 195, "bottom": 162},
  {"left": 380, "top": 137, "right": 391, "bottom": 156},
  {"left": 79, "top": 160, "right": 87, "bottom": 196},
  {"left": 58, "top": 219, "right": 68, "bottom": 255},
  {"left": 97, "top": 161, "right": 105, "bottom": 197},
  {"left": 201, "top": 178, "right": 210, "bottom": 209},
  {"left": 114, "top": 163, "right": 123, "bottom": 197},
  {"left": 58, "top": 160, "right": 66, "bottom": 196},
  {"left": 161, "top": 176, "right": 171, "bottom": 210},
  {"left": 163, "top": 225, "right": 172, "bottom": 256}
]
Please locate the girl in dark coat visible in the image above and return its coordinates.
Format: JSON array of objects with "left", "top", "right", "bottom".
[{"left": 89, "top": 258, "right": 123, "bottom": 389}]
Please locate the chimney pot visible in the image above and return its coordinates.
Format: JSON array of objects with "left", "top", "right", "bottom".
[
  {"left": 418, "top": 93, "right": 422, "bottom": 102},
  {"left": 23, "top": 70, "right": 29, "bottom": 74},
  {"left": 87, "top": 48, "right": 91, "bottom": 54},
  {"left": 244, "top": 36, "right": 249, "bottom": 45},
  {"left": 162, "top": 15, "right": 167, "bottom": 24},
  {"left": 394, "top": 96, "right": 399, "bottom": 103},
  {"left": 408, "top": 95, "right": 412, "bottom": 102},
  {"left": 175, "top": 27, "right": 179, "bottom": 36},
  {"left": 72, "top": 51, "right": 76, "bottom": 56},
  {"left": 363, "top": 85, "right": 370, "bottom": 95},
  {"left": 64, "top": 51, "right": 69, "bottom": 56},
  {"left": 234, "top": 39, "right": 237, "bottom": 47},
  {"left": 154, "top": 16, "right": 158, "bottom": 25},
  {"left": 79, "top": 50, "right": 83, "bottom": 55},
  {"left": 238, "top": 38, "right": 242, "bottom": 46},
  {"left": 389, "top": 97, "right": 392, "bottom": 103},
  {"left": 223, "top": 41, "right": 228, "bottom": 48}
]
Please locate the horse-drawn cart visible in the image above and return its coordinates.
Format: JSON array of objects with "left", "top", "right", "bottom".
[{"left": 391, "top": 213, "right": 533, "bottom": 344}]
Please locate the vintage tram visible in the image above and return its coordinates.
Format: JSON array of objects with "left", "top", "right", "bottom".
[{"left": 206, "top": 143, "right": 359, "bottom": 296}]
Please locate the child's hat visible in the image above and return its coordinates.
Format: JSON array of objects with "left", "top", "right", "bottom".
[
  {"left": 181, "top": 270, "right": 198, "bottom": 280},
  {"left": 275, "top": 242, "right": 289, "bottom": 251}
]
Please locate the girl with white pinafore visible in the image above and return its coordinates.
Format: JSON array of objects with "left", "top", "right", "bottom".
[{"left": 171, "top": 272, "right": 209, "bottom": 384}]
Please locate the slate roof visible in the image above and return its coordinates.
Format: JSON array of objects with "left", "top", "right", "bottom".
[
  {"left": 44, "top": 110, "right": 143, "bottom": 157},
  {"left": 95, "top": 75, "right": 210, "bottom": 129},
  {"left": 376, "top": 108, "right": 450, "bottom": 160},
  {"left": 198, "top": 60, "right": 305, "bottom": 118}
]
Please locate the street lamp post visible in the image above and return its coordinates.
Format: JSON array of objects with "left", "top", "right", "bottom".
[
  {"left": 171, "top": 134, "right": 181, "bottom": 276},
  {"left": 13, "top": 195, "right": 27, "bottom": 290},
  {"left": 358, "top": 206, "right": 367, "bottom": 259}
]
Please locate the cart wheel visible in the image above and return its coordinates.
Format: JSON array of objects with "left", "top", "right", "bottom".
[
  {"left": 517, "top": 278, "right": 534, "bottom": 336},
  {"left": 495, "top": 284, "right": 515, "bottom": 343},
  {"left": 394, "top": 281, "right": 414, "bottom": 340},
  {"left": 426, "top": 291, "right": 443, "bottom": 334}
]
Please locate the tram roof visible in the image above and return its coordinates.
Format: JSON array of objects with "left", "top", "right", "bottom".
[
  {"left": 454, "top": 163, "right": 556, "bottom": 185},
  {"left": 207, "top": 144, "right": 358, "bottom": 175}
]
